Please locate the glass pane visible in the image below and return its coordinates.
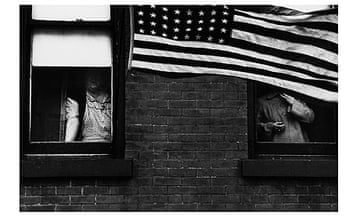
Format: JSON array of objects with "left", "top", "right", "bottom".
[
  {"left": 32, "top": 5, "right": 110, "bottom": 21},
  {"left": 32, "top": 29, "right": 112, "bottom": 67},
  {"left": 255, "top": 83, "right": 336, "bottom": 143},
  {"left": 30, "top": 67, "right": 112, "bottom": 143}
]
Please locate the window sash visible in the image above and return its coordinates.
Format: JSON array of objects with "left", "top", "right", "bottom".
[
  {"left": 32, "top": 5, "right": 111, "bottom": 21},
  {"left": 247, "top": 81, "right": 338, "bottom": 158}
]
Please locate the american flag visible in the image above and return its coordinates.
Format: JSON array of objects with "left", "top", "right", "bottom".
[{"left": 131, "top": 5, "right": 338, "bottom": 102}]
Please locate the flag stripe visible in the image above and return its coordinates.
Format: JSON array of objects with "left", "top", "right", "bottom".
[
  {"left": 233, "top": 14, "right": 337, "bottom": 43},
  {"left": 134, "top": 38, "right": 337, "bottom": 81},
  {"left": 132, "top": 60, "right": 338, "bottom": 102},
  {"left": 232, "top": 22, "right": 337, "bottom": 54},
  {"left": 133, "top": 53, "right": 337, "bottom": 92},
  {"left": 133, "top": 47, "right": 337, "bottom": 86},
  {"left": 234, "top": 9, "right": 337, "bottom": 32},
  {"left": 229, "top": 37, "right": 337, "bottom": 73},
  {"left": 231, "top": 29, "right": 337, "bottom": 65},
  {"left": 135, "top": 34, "right": 338, "bottom": 78},
  {"left": 133, "top": 47, "right": 336, "bottom": 83}
]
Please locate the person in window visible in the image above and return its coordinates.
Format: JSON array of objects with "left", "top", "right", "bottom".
[
  {"left": 256, "top": 91, "right": 315, "bottom": 142},
  {"left": 64, "top": 71, "right": 111, "bottom": 142}
]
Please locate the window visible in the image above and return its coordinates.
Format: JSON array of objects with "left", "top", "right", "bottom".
[
  {"left": 20, "top": 5, "right": 132, "bottom": 177},
  {"left": 242, "top": 81, "right": 337, "bottom": 177}
]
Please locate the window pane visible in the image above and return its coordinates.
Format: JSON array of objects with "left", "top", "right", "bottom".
[
  {"left": 30, "top": 68, "right": 112, "bottom": 143},
  {"left": 255, "top": 84, "right": 336, "bottom": 143},
  {"left": 32, "top": 5, "right": 110, "bottom": 21},
  {"left": 32, "top": 29, "right": 112, "bottom": 67}
]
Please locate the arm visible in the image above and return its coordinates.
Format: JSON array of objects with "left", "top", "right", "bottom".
[
  {"left": 280, "top": 93, "right": 315, "bottom": 123},
  {"left": 65, "top": 97, "right": 80, "bottom": 142},
  {"left": 256, "top": 99, "right": 284, "bottom": 141}
]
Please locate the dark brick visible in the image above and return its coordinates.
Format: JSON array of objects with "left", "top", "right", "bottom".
[
  {"left": 182, "top": 109, "right": 210, "bottom": 117},
  {"left": 57, "top": 187, "right": 82, "bottom": 195},
  {"left": 269, "top": 195, "right": 298, "bottom": 203},
  {"left": 194, "top": 83, "right": 223, "bottom": 91},
  {"left": 71, "top": 195, "right": 95, "bottom": 204},
  {"left": 153, "top": 91, "right": 182, "bottom": 100},
  {"left": 20, "top": 196, "right": 41, "bottom": 205},
  {"left": 21, "top": 205, "right": 56, "bottom": 211},
  {"left": 83, "top": 186, "right": 109, "bottom": 195},
  {"left": 210, "top": 142, "right": 238, "bottom": 150},
  {"left": 167, "top": 117, "right": 197, "bottom": 125},
  {"left": 169, "top": 83, "right": 194, "bottom": 91},
  {"left": 182, "top": 195, "right": 211, "bottom": 203},
  {"left": 126, "top": 91, "right": 153, "bottom": 99},
  {"left": 154, "top": 177, "right": 182, "bottom": 185},
  {"left": 153, "top": 108, "right": 181, "bottom": 116},
  {"left": 182, "top": 177, "right": 211, "bottom": 186},
  {"left": 168, "top": 186, "right": 198, "bottom": 194},
  {"left": 139, "top": 203, "right": 168, "bottom": 210},
  {"left": 196, "top": 151, "right": 225, "bottom": 160},
  {"left": 168, "top": 151, "right": 196, "bottom": 160},
  {"left": 55, "top": 205, "right": 83, "bottom": 211},
  {"left": 169, "top": 168, "right": 197, "bottom": 177},
  {"left": 41, "top": 196, "right": 70, "bottom": 204},
  {"left": 153, "top": 160, "right": 183, "bottom": 168},
  {"left": 183, "top": 160, "right": 210, "bottom": 168},
  {"left": 168, "top": 195, "right": 182, "bottom": 203},
  {"left": 198, "top": 203, "right": 227, "bottom": 210},
  {"left": 153, "top": 142, "right": 183, "bottom": 151},
  {"left": 298, "top": 195, "right": 321, "bottom": 203},
  {"left": 139, "top": 186, "right": 167, "bottom": 194},
  {"left": 127, "top": 83, "right": 168, "bottom": 91},
  {"left": 82, "top": 203, "right": 137, "bottom": 211},
  {"left": 138, "top": 195, "right": 168, "bottom": 203},
  {"left": 182, "top": 143, "right": 209, "bottom": 151},
  {"left": 211, "top": 160, "right": 238, "bottom": 168},
  {"left": 40, "top": 187, "right": 56, "bottom": 196},
  {"left": 212, "top": 195, "right": 240, "bottom": 203},
  {"left": 137, "top": 168, "right": 168, "bottom": 177},
  {"left": 251, "top": 195, "right": 269, "bottom": 203},
  {"left": 167, "top": 203, "right": 197, "bottom": 210},
  {"left": 182, "top": 92, "right": 209, "bottom": 100},
  {"left": 254, "top": 203, "right": 284, "bottom": 210},
  {"left": 211, "top": 177, "right": 240, "bottom": 186},
  {"left": 25, "top": 187, "right": 41, "bottom": 196},
  {"left": 108, "top": 186, "right": 139, "bottom": 195},
  {"left": 197, "top": 100, "right": 224, "bottom": 108},
  {"left": 139, "top": 152, "right": 168, "bottom": 161},
  {"left": 96, "top": 195, "right": 125, "bottom": 204},
  {"left": 169, "top": 100, "right": 196, "bottom": 108}
]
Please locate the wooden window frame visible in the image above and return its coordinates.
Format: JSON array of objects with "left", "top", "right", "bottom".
[
  {"left": 20, "top": 5, "right": 132, "bottom": 177},
  {"left": 241, "top": 81, "right": 338, "bottom": 177}
]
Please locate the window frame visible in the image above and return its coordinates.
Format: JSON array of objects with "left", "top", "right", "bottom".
[
  {"left": 20, "top": 5, "right": 132, "bottom": 177},
  {"left": 242, "top": 81, "right": 338, "bottom": 177}
]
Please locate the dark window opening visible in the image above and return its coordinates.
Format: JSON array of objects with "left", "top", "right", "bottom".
[{"left": 30, "top": 67, "right": 112, "bottom": 143}]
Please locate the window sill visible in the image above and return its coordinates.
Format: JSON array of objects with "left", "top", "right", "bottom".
[
  {"left": 240, "top": 159, "right": 337, "bottom": 177},
  {"left": 21, "top": 157, "right": 133, "bottom": 178}
]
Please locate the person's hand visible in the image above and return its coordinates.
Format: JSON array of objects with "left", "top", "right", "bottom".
[
  {"left": 280, "top": 93, "right": 296, "bottom": 105},
  {"left": 272, "top": 121, "right": 285, "bottom": 133},
  {"left": 65, "top": 97, "right": 79, "bottom": 120},
  {"left": 263, "top": 121, "right": 285, "bottom": 133}
]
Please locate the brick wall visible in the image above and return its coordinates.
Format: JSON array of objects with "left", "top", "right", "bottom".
[{"left": 20, "top": 71, "right": 337, "bottom": 211}]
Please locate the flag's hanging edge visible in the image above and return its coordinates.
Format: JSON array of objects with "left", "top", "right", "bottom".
[{"left": 127, "top": 6, "right": 135, "bottom": 76}]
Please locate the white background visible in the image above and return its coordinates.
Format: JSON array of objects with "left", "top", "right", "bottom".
[{"left": 0, "top": 0, "right": 354, "bottom": 215}]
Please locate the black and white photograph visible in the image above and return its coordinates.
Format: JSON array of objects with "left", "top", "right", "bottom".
[{"left": 18, "top": 3, "right": 339, "bottom": 212}]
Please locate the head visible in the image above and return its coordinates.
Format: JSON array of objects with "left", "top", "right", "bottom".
[{"left": 85, "top": 71, "right": 109, "bottom": 93}]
